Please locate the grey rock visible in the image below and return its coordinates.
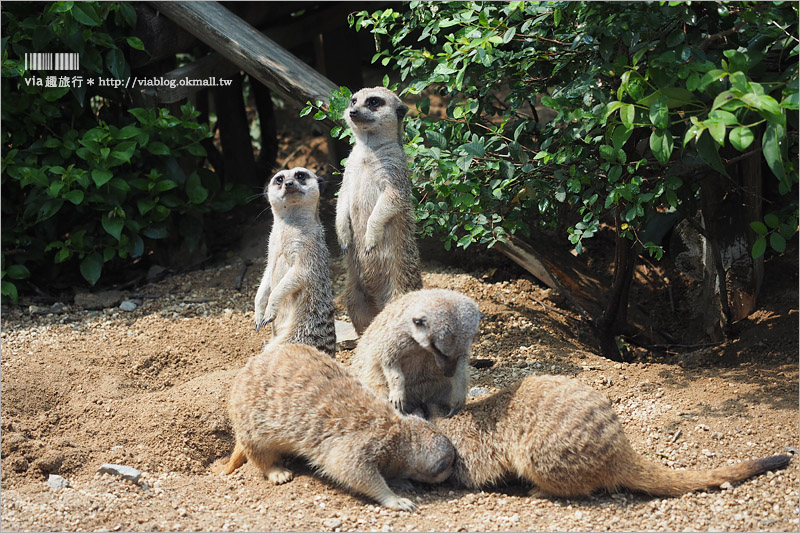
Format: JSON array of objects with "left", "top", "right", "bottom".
[
  {"left": 28, "top": 305, "right": 50, "bottom": 315},
  {"left": 785, "top": 446, "right": 798, "bottom": 455},
  {"left": 468, "top": 386, "right": 491, "bottom": 398},
  {"left": 47, "top": 474, "right": 69, "bottom": 489},
  {"left": 323, "top": 518, "right": 343, "bottom": 530},
  {"left": 50, "top": 302, "right": 68, "bottom": 314},
  {"left": 97, "top": 463, "right": 142, "bottom": 483},
  {"left": 75, "top": 291, "right": 125, "bottom": 310},
  {"left": 119, "top": 300, "right": 137, "bottom": 312},
  {"left": 335, "top": 320, "right": 359, "bottom": 350}
]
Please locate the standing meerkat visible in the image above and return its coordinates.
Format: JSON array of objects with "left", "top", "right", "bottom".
[
  {"left": 214, "top": 343, "right": 455, "bottom": 512},
  {"left": 336, "top": 86, "right": 422, "bottom": 334},
  {"left": 253, "top": 167, "right": 336, "bottom": 356},
  {"left": 350, "top": 289, "right": 482, "bottom": 417},
  {"left": 428, "top": 374, "right": 790, "bottom": 497}
]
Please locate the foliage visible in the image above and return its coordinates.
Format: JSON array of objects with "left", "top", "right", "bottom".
[
  {"left": 1, "top": 2, "right": 249, "bottom": 301},
  {"left": 348, "top": 1, "right": 798, "bottom": 255}
]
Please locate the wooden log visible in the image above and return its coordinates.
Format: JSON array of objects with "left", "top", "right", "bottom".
[{"left": 149, "top": 1, "right": 338, "bottom": 108}]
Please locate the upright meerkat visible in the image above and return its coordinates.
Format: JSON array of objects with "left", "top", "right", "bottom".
[
  {"left": 350, "top": 289, "right": 482, "bottom": 417},
  {"left": 336, "top": 86, "right": 422, "bottom": 334},
  {"left": 428, "top": 374, "right": 790, "bottom": 497},
  {"left": 253, "top": 167, "right": 336, "bottom": 356},
  {"left": 215, "top": 343, "right": 455, "bottom": 512}
]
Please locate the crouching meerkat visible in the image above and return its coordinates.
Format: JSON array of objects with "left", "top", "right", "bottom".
[
  {"left": 253, "top": 167, "right": 336, "bottom": 356},
  {"left": 350, "top": 289, "right": 482, "bottom": 417},
  {"left": 336, "top": 86, "right": 423, "bottom": 334},
  {"left": 428, "top": 374, "right": 790, "bottom": 497},
  {"left": 214, "top": 343, "right": 456, "bottom": 512}
]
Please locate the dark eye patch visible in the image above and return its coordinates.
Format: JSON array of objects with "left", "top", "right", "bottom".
[
  {"left": 295, "top": 171, "right": 307, "bottom": 182},
  {"left": 367, "top": 96, "right": 385, "bottom": 109},
  {"left": 273, "top": 174, "right": 284, "bottom": 185},
  {"left": 350, "top": 97, "right": 357, "bottom": 106}
]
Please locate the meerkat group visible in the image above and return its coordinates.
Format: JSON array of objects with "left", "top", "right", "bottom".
[{"left": 218, "top": 87, "right": 789, "bottom": 512}]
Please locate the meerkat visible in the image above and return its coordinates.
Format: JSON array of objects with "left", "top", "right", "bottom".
[
  {"left": 213, "top": 343, "right": 455, "bottom": 512},
  {"left": 427, "top": 374, "right": 790, "bottom": 497},
  {"left": 253, "top": 167, "right": 336, "bottom": 356},
  {"left": 335, "top": 86, "right": 422, "bottom": 334},
  {"left": 350, "top": 289, "right": 482, "bottom": 417}
]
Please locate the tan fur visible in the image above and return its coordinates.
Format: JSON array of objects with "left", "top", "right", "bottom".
[
  {"left": 430, "top": 374, "right": 791, "bottom": 497},
  {"left": 336, "top": 87, "right": 422, "bottom": 334},
  {"left": 350, "top": 289, "right": 482, "bottom": 417},
  {"left": 253, "top": 167, "right": 336, "bottom": 355},
  {"left": 219, "top": 343, "right": 455, "bottom": 511}
]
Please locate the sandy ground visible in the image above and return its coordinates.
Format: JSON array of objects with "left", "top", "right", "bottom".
[{"left": 1, "top": 243, "right": 798, "bottom": 532}]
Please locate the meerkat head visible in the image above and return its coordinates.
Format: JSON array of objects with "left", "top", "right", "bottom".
[
  {"left": 345, "top": 86, "right": 408, "bottom": 143},
  {"left": 407, "top": 290, "right": 483, "bottom": 377},
  {"left": 266, "top": 167, "right": 321, "bottom": 214},
  {"left": 400, "top": 415, "right": 455, "bottom": 484}
]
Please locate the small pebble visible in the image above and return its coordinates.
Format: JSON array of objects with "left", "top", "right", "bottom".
[
  {"left": 323, "top": 518, "right": 343, "bottom": 530},
  {"left": 98, "top": 463, "right": 142, "bottom": 483},
  {"left": 50, "top": 302, "right": 67, "bottom": 314},
  {"left": 46, "top": 474, "right": 69, "bottom": 489},
  {"left": 468, "top": 387, "right": 491, "bottom": 398},
  {"left": 119, "top": 300, "right": 137, "bottom": 312}
]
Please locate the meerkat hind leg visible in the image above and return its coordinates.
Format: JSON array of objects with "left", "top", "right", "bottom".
[
  {"left": 346, "top": 277, "right": 377, "bottom": 335},
  {"left": 247, "top": 444, "right": 294, "bottom": 484},
  {"left": 324, "top": 455, "right": 417, "bottom": 511}
]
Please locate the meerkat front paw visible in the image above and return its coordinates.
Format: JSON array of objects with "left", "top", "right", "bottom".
[
  {"left": 363, "top": 231, "right": 380, "bottom": 255},
  {"left": 382, "top": 495, "right": 418, "bottom": 512},
  {"left": 266, "top": 465, "right": 294, "bottom": 484},
  {"left": 388, "top": 390, "right": 407, "bottom": 413}
]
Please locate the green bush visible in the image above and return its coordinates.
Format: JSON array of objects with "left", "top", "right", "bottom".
[
  {"left": 349, "top": 1, "right": 798, "bottom": 256},
  {"left": 1, "top": 2, "right": 249, "bottom": 301}
]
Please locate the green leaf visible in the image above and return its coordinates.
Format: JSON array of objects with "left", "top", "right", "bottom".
[
  {"left": 91, "top": 169, "right": 113, "bottom": 187},
  {"left": 649, "top": 129, "right": 673, "bottom": 165},
  {"left": 102, "top": 213, "right": 124, "bottom": 240},
  {"left": 729, "top": 71, "right": 748, "bottom": 93},
  {"left": 769, "top": 232, "right": 786, "bottom": 253},
  {"left": 706, "top": 119, "right": 726, "bottom": 145},
  {"left": 648, "top": 95, "right": 669, "bottom": 129},
  {"left": 7, "top": 264, "right": 30, "bottom": 280},
  {"left": 599, "top": 144, "right": 617, "bottom": 162},
  {"left": 71, "top": 2, "right": 101, "bottom": 26},
  {"left": 186, "top": 144, "right": 207, "bottom": 157},
  {"left": 553, "top": 8, "right": 562, "bottom": 27},
  {"left": 696, "top": 131, "right": 728, "bottom": 176},
  {"left": 751, "top": 237, "right": 766, "bottom": 259},
  {"left": 1, "top": 280, "right": 18, "bottom": 304},
  {"left": 147, "top": 141, "right": 171, "bottom": 156},
  {"left": 620, "top": 103, "right": 635, "bottom": 130},
  {"left": 764, "top": 213, "right": 780, "bottom": 229},
  {"left": 426, "top": 131, "right": 447, "bottom": 149},
  {"left": 762, "top": 121, "right": 785, "bottom": 180},
  {"left": 142, "top": 224, "right": 169, "bottom": 239},
  {"left": 749, "top": 221, "right": 768, "bottom": 235},
  {"left": 126, "top": 37, "right": 145, "bottom": 51},
  {"left": 729, "top": 127, "right": 754, "bottom": 151},
  {"left": 110, "top": 141, "right": 137, "bottom": 164},
  {"left": 612, "top": 125, "right": 632, "bottom": 150},
  {"left": 106, "top": 48, "right": 127, "bottom": 80},
  {"left": 62, "top": 190, "right": 85, "bottom": 204},
  {"left": 299, "top": 105, "right": 313, "bottom": 117},
  {"left": 186, "top": 172, "right": 209, "bottom": 204},
  {"left": 80, "top": 253, "right": 103, "bottom": 286}
]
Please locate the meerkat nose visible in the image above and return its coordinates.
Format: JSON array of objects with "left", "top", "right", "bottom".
[
  {"left": 285, "top": 180, "right": 296, "bottom": 189},
  {"left": 349, "top": 109, "right": 359, "bottom": 118}
]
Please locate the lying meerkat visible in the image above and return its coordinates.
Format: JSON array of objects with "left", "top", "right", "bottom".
[
  {"left": 253, "top": 167, "right": 336, "bottom": 355},
  {"left": 336, "top": 86, "right": 422, "bottom": 334},
  {"left": 350, "top": 289, "right": 482, "bottom": 417},
  {"left": 428, "top": 374, "right": 790, "bottom": 497},
  {"left": 214, "top": 343, "right": 455, "bottom": 512}
]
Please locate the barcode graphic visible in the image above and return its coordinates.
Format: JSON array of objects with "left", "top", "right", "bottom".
[{"left": 24, "top": 53, "right": 80, "bottom": 71}]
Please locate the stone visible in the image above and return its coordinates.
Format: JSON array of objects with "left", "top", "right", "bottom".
[
  {"left": 323, "top": 518, "right": 343, "bottom": 529},
  {"left": 119, "top": 300, "right": 137, "bottom": 312},
  {"left": 335, "top": 320, "right": 359, "bottom": 350},
  {"left": 28, "top": 305, "right": 50, "bottom": 315},
  {"left": 468, "top": 387, "right": 491, "bottom": 398},
  {"left": 47, "top": 474, "right": 69, "bottom": 489},
  {"left": 74, "top": 291, "right": 126, "bottom": 310},
  {"left": 98, "top": 463, "right": 142, "bottom": 483},
  {"left": 50, "top": 302, "right": 68, "bottom": 314}
]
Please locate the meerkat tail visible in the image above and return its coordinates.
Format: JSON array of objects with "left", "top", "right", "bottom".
[{"left": 622, "top": 453, "right": 791, "bottom": 496}]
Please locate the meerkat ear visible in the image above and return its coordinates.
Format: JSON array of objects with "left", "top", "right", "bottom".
[
  {"left": 396, "top": 104, "right": 408, "bottom": 119},
  {"left": 316, "top": 173, "right": 328, "bottom": 195},
  {"left": 412, "top": 316, "right": 427, "bottom": 327}
]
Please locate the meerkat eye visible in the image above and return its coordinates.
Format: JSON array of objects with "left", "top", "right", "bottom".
[
  {"left": 350, "top": 97, "right": 357, "bottom": 106},
  {"left": 367, "top": 97, "right": 384, "bottom": 108},
  {"left": 275, "top": 175, "right": 283, "bottom": 185},
  {"left": 295, "top": 171, "right": 307, "bottom": 182}
]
